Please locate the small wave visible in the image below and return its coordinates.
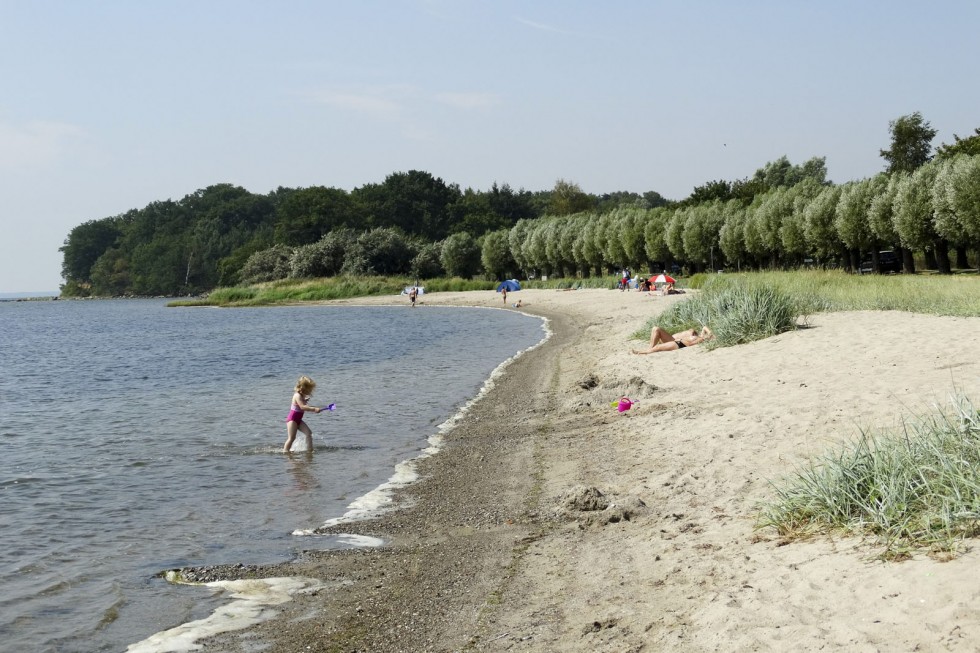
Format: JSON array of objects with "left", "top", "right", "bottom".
[{"left": 127, "top": 576, "right": 329, "bottom": 653}]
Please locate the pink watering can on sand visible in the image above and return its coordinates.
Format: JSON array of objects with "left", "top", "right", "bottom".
[{"left": 613, "top": 397, "right": 637, "bottom": 413}]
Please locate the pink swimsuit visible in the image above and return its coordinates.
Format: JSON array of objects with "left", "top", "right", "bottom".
[{"left": 285, "top": 403, "right": 305, "bottom": 424}]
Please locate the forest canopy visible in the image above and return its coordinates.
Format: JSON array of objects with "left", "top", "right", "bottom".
[{"left": 60, "top": 114, "right": 980, "bottom": 297}]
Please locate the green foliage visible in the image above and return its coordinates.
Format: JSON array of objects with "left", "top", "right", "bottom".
[
  {"left": 642, "top": 280, "right": 799, "bottom": 348},
  {"left": 481, "top": 229, "right": 517, "bottom": 280},
  {"left": 548, "top": 179, "right": 594, "bottom": 216},
  {"left": 936, "top": 127, "right": 980, "bottom": 159},
  {"left": 274, "top": 186, "right": 356, "bottom": 245},
  {"left": 758, "top": 395, "right": 980, "bottom": 556},
  {"left": 880, "top": 111, "right": 937, "bottom": 174},
  {"left": 60, "top": 217, "right": 125, "bottom": 283},
  {"left": 893, "top": 162, "right": 940, "bottom": 251},
  {"left": 410, "top": 241, "right": 444, "bottom": 279},
  {"left": 241, "top": 244, "right": 293, "bottom": 284},
  {"left": 440, "top": 232, "right": 481, "bottom": 278},
  {"left": 353, "top": 170, "right": 461, "bottom": 239}
]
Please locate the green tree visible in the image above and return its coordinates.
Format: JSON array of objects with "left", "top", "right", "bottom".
[
  {"left": 480, "top": 229, "right": 517, "bottom": 280},
  {"left": 274, "top": 186, "right": 355, "bottom": 246},
  {"left": 751, "top": 155, "right": 828, "bottom": 190},
  {"left": 89, "top": 248, "right": 131, "bottom": 295},
  {"left": 643, "top": 207, "right": 672, "bottom": 267},
  {"left": 410, "top": 241, "right": 445, "bottom": 279},
  {"left": 440, "top": 232, "right": 481, "bottom": 278},
  {"left": 357, "top": 227, "right": 413, "bottom": 275},
  {"left": 60, "top": 216, "right": 126, "bottom": 284},
  {"left": 549, "top": 179, "right": 593, "bottom": 216},
  {"left": 353, "top": 170, "right": 461, "bottom": 239},
  {"left": 802, "top": 185, "right": 843, "bottom": 264},
  {"left": 933, "top": 155, "right": 980, "bottom": 266},
  {"left": 685, "top": 180, "right": 733, "bottom": 205},
  {"left": 718, "top": 202, "right": 748, "bottom": 269},
  {"left": 893, "top": 161, "right": 950, "bottom": 273},
  {"left": 834, "top": 178, "right": 880, "bottom": 270},
  {"left": 682, "top": 202, "right": 725, "bottom": 270},
  {"left": 880, "top": 112, "right": 937, "bottom": 174},
  {"left": 935, "top": 128, "right": 980, "bottom": 159},
  {"left": 508, "top": 219, "right": 535, "bottom": 276}
]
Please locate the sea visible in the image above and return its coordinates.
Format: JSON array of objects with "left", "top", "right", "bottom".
[{"left": 0, "top": 298, "right": 547, "bottom": 653}]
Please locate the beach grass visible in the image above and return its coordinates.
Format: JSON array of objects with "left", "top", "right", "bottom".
[
  {"left": 757, "top": 394, "right": 980, "bottom": 557},
  {"left": 700, "top": 269, "right": 980, "bottom": 317},
  {"left": 631, "top": 270, "right": 980, "bottom": 346},
  {"left": 631, "top": 281, "right": 800, "bottom": 348}
]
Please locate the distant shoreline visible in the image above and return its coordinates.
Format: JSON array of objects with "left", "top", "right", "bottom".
[{"left": 0, "top": 293, "right": 59, "bottom": 302}]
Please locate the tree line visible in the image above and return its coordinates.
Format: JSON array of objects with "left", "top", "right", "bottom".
[{"left": 60, "top": 113, "right": 979, "bottom": 296}]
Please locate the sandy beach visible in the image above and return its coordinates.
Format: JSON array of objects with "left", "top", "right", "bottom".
[{"left": 181, "top": 288, "right": 980, "bottom": 652}]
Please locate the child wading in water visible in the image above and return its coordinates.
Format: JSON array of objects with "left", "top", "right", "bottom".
[{"left": 283, "top": 376, "right": 322, "bottom": 453}]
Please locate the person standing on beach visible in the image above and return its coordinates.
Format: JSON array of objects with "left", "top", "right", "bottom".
[
  {"left": 283, "top": 376, "right": 322, "bottom": 453},
  {"left": 409, "top": 286, "right": 418, "bottom": 307}
]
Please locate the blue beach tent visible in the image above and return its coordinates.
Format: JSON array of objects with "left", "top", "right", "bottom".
[{"left": 497, "top": 279, "right": 521, "bottom": 292}]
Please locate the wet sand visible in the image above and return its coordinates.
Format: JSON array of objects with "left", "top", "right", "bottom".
[{"left": 174, "top": 288, "right": 980, "bottom": 652}]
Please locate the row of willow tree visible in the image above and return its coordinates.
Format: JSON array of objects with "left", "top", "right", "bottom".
[{"left": 60, "top": 114, "right": 980, "bottom": 296}]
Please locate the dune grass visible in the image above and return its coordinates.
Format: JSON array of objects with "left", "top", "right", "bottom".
[
  {"left": 757, "top": 395, "right": 980, "bottom": 557},
  {"left": 631, "top": 281, "right": 801, "bottom": 348},
  {"left": 630, "top": 270, "right": 980, "bottom": 347},
  {"left": 701, "top": 269, "right": 980, "bottom": 317}
]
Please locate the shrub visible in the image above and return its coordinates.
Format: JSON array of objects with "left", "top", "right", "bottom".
[
  {"left": 239, "top": 244, "right": 293, "bottom": 283},
  {"left": 758, "top": 395, "right": 980, "bottom": 556},
  {"left": 637, "top": 281, "right": 799, "bottom": 347}
]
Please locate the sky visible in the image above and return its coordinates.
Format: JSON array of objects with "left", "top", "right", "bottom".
[{"left": 1, "top": 1, "right": 978, "bottom": 293}]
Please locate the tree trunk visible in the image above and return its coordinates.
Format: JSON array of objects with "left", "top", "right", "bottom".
[
  {"left": 900, "top": 247, "right": 916, "bottom": 274},
  {"left": 955, "top": 246, "right": 969, "bottom": 270},
  {"left": 934, "top": 239, "right": 952, "bottom": 274},
  {"left": 924, "top": 248, "right": 937, "bottom": 270}
]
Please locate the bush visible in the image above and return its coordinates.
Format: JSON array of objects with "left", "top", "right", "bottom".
[
  {"left": 240, "top": 244, "right": 293, "bottom": 283},
  {"left": 758, "top": 395, "right": 980, "bottom": 556},
  {"left": 638, "top": 281, "right": 799, "bottom": 347},
  {"left": 289, "top": 231, "right": 349, "bottom": 278}
]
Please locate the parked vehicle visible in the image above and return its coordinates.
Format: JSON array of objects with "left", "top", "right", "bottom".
[{"left": 859, "top": 250, "right": 902, "bottom": 274}]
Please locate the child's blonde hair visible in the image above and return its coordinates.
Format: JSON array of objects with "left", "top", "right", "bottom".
[{"left": 295, "top": 376, "right": 316, "bottom": 396}]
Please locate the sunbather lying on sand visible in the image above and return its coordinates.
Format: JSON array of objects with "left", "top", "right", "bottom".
[{"left": 631, "top": 325, "right": 713, "bottom": 354}]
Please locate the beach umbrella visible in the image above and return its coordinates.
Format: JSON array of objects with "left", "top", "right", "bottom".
[{"left": 653, "top": 274, "right": 675, "bottom": 284}]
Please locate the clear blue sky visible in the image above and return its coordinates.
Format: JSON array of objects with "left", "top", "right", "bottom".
[{"left": 2, "top": 0, "right": 978, "bottom": 293}]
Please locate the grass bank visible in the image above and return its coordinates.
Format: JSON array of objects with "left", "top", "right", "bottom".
[{"left": 168, "top": 276, "right": 498, "bottom": 307}]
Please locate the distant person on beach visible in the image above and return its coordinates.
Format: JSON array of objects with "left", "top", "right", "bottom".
[
  {"left": 502, "top": 286, "right": 508, "bottom": 304},
  {"left": 283, "top": 376, "right": 322, "bottom": 453},
  {"left": 631, "top": 325, "right": 713, "bottom": 354},
  {"left": 409, "top": 287, "right": 418, "bottom": 307}
]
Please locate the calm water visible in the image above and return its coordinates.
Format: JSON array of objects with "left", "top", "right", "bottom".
[{"left": 0, "top": 298, "right": 545, "bottom": 653}]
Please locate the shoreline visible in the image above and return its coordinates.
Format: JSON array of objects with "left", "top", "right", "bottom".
[{"left": 155, "top": 289, "right": 980, "bottom": 652}]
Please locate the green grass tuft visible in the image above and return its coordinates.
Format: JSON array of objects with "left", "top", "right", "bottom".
[{"left": 758, "top": 395, "right": 980, "bottom": 556}]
